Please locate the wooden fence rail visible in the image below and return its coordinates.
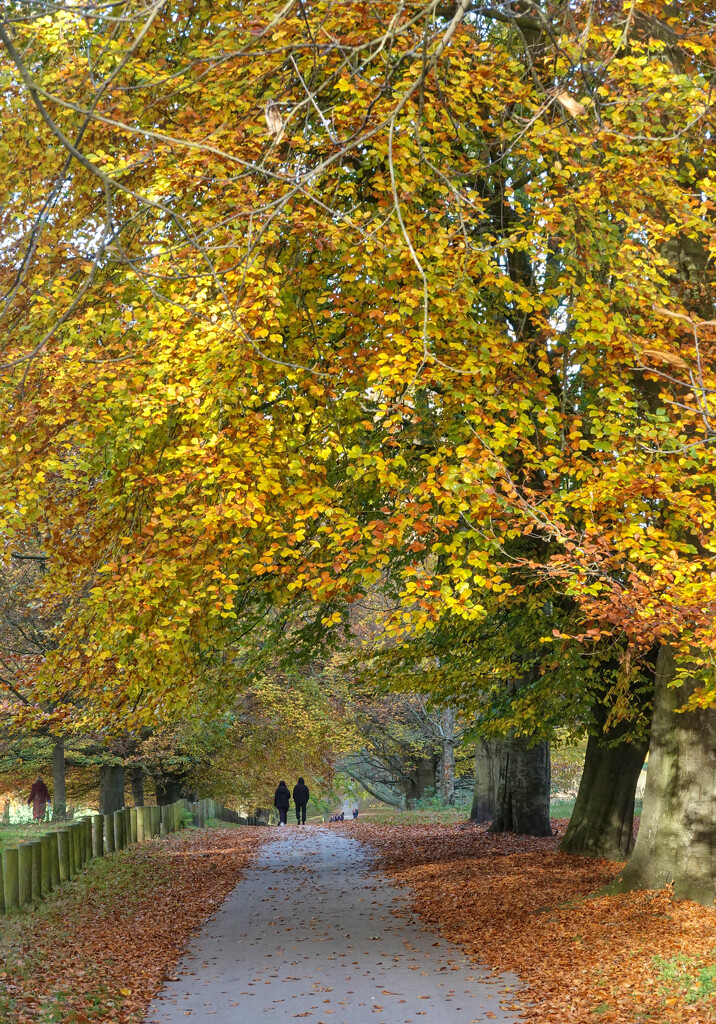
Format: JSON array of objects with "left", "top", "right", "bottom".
[{"left": 0, "top": 798, "right": 259, "bottom": 913}]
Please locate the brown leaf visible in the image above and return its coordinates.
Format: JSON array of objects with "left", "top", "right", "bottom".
[
  {"left": 265, "top": 100, "right": 284, "bottom": 140},
  {"left": 641, "top": 348, "right": 690, "bottom": 370},
  {"left": 554, "top": 90, "right": 587, "bottom": 117}
]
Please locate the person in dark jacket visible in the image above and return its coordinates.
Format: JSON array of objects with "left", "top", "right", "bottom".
[
  {"left": 28, "top": 776, "right": 50, "bottom": 822},
  {"left": 293, "top": 777, "right": 309, "bottom": 825},
  {"left": 274, "top": 780, "right": 291, "bottom": 825}
]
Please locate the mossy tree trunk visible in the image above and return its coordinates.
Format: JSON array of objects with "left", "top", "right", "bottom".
[
  {"left": 606, "top": 645, "right": 716, "bottom": 905},
  {"left": 471, "top": 738, "right": 501, "bottom": 823},
  {"left": 99, "top": 764, "right": 125, "bottom": 815},
  {"left": 155, "top": 773, "right": 184, "bottom": 805},
  {"left": 52, "top": 736, "right": 66, "bottom": 820},
  {"left": 129, "top": 766, "right": 145, "bottom": 807},
  {"left": 405, "top": 756, "right": 438, "bottom": 808},
  {"left": 489, "top": 736, "right": 552, "bottom": 837},
  {"left": 438, "top": 707, "right": 456, "bottom": 805},
  {"left": 560, "top": 690, "right": 649, "bottom": 860}
]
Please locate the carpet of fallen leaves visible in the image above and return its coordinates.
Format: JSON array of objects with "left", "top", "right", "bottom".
[
  {"left": 348, "top": 819, "right": 716, "bottom": 1024},
  {"left": 0, "top": 826, "right": 270, "bottom": 1024}
]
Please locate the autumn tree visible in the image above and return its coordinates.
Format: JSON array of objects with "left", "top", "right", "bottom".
[{"left": 2, "top": 1, "right": 716, "bottom": 898}]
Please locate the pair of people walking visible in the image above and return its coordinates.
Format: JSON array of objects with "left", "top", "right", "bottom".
[{"left": 274, "top": 777, "right": 309, "bottom": 826}]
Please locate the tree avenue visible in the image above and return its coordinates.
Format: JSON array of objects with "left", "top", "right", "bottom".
[{"left": 1, "top": 1, "right": 716, "bottom": 901}]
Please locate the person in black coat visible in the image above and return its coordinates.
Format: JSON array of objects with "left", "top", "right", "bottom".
[
  {"left": 293, "top": 777, "right": 310, "bottom": 825},
  {"left": 274, "top": 780, "right": 290, "bottom": 825}
]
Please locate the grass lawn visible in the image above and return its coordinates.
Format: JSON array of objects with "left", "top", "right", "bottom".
[
  {"left": 0, "top": 821, "right": 73, "bottom": 850},
  {"left": 369, "top": 797, "right": 643, "bottom": 826}
]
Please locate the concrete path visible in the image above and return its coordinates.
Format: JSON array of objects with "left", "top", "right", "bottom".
[{"left": 145, "top": 828, "right": 521, "bottom": 1024}]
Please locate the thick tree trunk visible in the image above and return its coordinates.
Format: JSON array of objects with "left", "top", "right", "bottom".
[
  {"left": 606, "top": 645, "right": 716, "bottom": 905},
  {"left": 440, "top": 707, "right": 456, "bottom": 805},
  {"left": 406, "top": 756, "right": 438, "bottom": 808},
  {"left": 128, "top": 766, "right": 145, "bottom": 807},
  {"left": 99, "top": 764, "right": 125, "bottom": 815},
  {"left": 560, "top": 730, "right": 647, "bottom": 861},
  {"left": 471, "top": 738, "right": 501, "bottom": 823},
  {"left": 155, "top": 773, "right": 184, "bottom": 805},
  {"left": 489, "top": 736, "right": 552, "bottom": 836},
  {"left": 52, "top": 736, "right": 67, "bottom": 820}
]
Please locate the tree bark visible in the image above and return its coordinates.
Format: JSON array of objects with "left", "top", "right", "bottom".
[
  {"left": 560, "top": 724, "right": 647, "bottom": 861},
  {"left": 52, "top": 736, "right": 66, "bottom": 820},
  {"left": 439, "top": 707, "right": 456, "bottom": 805},
  {"left": 405, "top": 756, "right": 438, "bottom": 808},
  {"left": 489, "top": 736, "right": 552, "bottom": 836},
  {"left": 128, "top": 766, "right": 145, "bottom": 807},
  {"left": 471, "top": 738, "right": 501, "bottom": 823},
  {"left": 99, "top": 764, "right": 125, "bottom": 815},
  {"left": 155, "top": 773, "right": 184, "bottom": 805},
  {"left": 606, "top": 645, "right": 716, "bottom": 905}
]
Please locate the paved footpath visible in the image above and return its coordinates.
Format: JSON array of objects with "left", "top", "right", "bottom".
[{"left": 145, "top": 827, "right": 520, "bottom": 1024}]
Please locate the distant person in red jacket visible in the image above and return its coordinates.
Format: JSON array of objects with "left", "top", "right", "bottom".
[{"left": 28, "top": 777, "right": 50, "bottom": 822}]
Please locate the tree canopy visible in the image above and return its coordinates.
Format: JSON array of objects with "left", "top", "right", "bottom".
[{"left": 1, "top": 0, "right": 715, "bottom": 746}]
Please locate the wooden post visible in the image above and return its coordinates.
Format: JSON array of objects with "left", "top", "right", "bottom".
[
  {"left": 30, "top": 841, "right": 42, "bottom": 900},
  {"left": 48, "top": 832, "right": 60, "bottom": 888},
  {"left": 18, "top": 845, "right": 32, "bottom": 905},
  {"left": 141, "top": 805, "right": 151, "bottom": 841},
  {"left": 104, "top": 814, "right": 115, "bottom": 854},
  {"left": 77, "top": 819, "right": 86, "bottom": 865},
  {"left": 123, "top": 807, "right": 131, "bottom": 843},
  {"left": 92, "top": 815, "right": 104, "bottom": 857},
  {"left": 152, "top": 805, "right": 160, "bottom": 837},
  {"left": 66, "top": 823, "right": 75, "bottom": 875},
  {"left": 113, "top": 809, "right": 125, "bottom": 850},
  {"left": 82, "top": 816, "right": 93, "bottom": 861},
  {"left": 56, "top": 830, "right": 71, "bottom": 881},
  {"left": 129, "top": 807, "right": 138, "bottom": 844},
  {"left": 40, "top": 835, "right": 52, "bottom": 893},
  {"left": 136, "top": 805, "right": 145, "bottom": 842},
  {"left": 160, "top": 805, "right": 168, "bottom": 835},
  {"left": 3, "top": 847, "right": 19, "bottom": 910},
  {"left": 70, "top": 822, "right": 81, "bottom": 873}
]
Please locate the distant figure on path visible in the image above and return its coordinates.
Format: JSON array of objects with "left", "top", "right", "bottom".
[
  {"left": 293, "top": 777, "right": 309, "bottom": 825},
  {"left": 28, "top": 776, "right": 50, "bottom": 822},
  {"left": 352, "top": 807, "right": 358, "bottom": 819},
  {"left": 274, "top": 780, "right": 290, "bottom": 826}
]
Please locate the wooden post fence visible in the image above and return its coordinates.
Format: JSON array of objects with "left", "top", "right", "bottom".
[{"left": 0, "top": 797, "right": 249, "bottom": 914}]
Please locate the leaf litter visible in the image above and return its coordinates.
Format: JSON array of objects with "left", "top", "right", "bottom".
[
  {"left": 0, "top": 827, "right": 270, "bottom": 1023},
  {"left": 347, "top": 820, "right": 716, "bottom": 1024}
]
